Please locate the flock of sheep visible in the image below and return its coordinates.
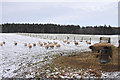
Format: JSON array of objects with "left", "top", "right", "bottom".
[
  {"left": 0, "top": 41, "right": 6, "bottom": 46},
  {"left": 27, "top": 41, "right": 61, "bottom": 49},
  {"left": 0, "top": 40, "right": 91, "bottom": 49}
]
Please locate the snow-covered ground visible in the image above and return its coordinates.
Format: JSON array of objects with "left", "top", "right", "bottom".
[{"left": 0, "top": 33, "right": 119, "bottom": 79}]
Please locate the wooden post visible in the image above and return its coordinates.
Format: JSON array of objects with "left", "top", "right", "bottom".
[
  {"left": 90, "top": 38, "right": 91, "bottom": 43},
  {"left": 118, "top": 40, "right": 120, "bottom": 71},
  {"left": 108, "top": 38, "right": 111, "bottom": 43},
  {"left": 74, "top": 37, "right": 75, "bottom": 41},
  {"left": 81, "top": 37, "right": 83, "bottom": 41},
  {"left": 51, "top": 36, "right": 52, "bottom": 40},
  {"left": 67, "top": 36, "right": 69, "bottom": 41},
  {"left": 100, "top": 37, "right": 102, "bottom": 43}
]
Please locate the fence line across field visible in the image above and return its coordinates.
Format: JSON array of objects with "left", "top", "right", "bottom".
[
  {"left": 17, "top": 33, "right": 119, "bottom": 46},
  {"left": 17, "top": 33, "right": 99, "bottom": 41}
]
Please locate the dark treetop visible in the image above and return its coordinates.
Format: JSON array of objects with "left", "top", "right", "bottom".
[{"left": 1, "top": 23, "right": 119, "bottom": 35}]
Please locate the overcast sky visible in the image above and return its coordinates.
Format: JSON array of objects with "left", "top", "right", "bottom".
[{"left": 1, "top": 0, "right": 119, "bottom": 26}]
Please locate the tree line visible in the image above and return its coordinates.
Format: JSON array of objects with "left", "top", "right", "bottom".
[{"left": 1, "top": 23, "right": 120, "bottom": 35}]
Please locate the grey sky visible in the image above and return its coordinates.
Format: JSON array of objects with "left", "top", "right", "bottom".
[{"left": 2, "top": 1, "right": 118, "bottom": 26}]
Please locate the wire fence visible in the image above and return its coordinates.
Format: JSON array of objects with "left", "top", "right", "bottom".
[{"left": 17, "top": 33, "right": 119, "bottom": 47}]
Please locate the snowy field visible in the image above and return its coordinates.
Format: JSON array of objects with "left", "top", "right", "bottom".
[{"left": 0, "top": 33, "right": 119, "bottom": 79}]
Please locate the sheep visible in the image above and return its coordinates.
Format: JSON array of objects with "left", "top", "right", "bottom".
[
  {"left": 38, "top": 41, "right": 41, "bottom": 44},
  {"left": 24, "top": 43, "right": 27, "bottom": 46},
  {"left": 86, "top": 41, "right": 91, "bottom": 45},
  {"left": 45, "top": 45, "right": 49, "bottom": 49},
  {"left": 14, "top": 42, "right": 17, "bottom": 45},
  {"left": 67, "top": 42, "right": 70, "bottom": 44},
  {"left": 80, "top": 40, "right": 83, "bottom": 42},
  {"left": 48, "top": 42, "right": 52, "bottom": 44},
  {"left": 50, "top": 44, "right": 54, "bottom": 49},
  {"left": 87, "top": 42, "right": 91, "bottom": 45},
  {"left": 40, "top": 43, "right": 43, "bottom": 46},
  {"left": 44, "top": 42, "right": 47, "bottom": 45},
  {"left": 29, "top": 44, "right": 32, "bottom": 48},
  {"left": 74, "top": 42, "right": 78, "bottom": 45},
  {"left": 33, "top": 43, "right": 36, "bottom": 47},
  {"left": 3, "top": 41, "right": 5, "bottom": 44},
  {"left": 56, "top": 44, "right": 60, "bottom": 47},
  {"left": 0, "top": 43, "right": 3, "bottom": 46},
  {"left": 54, "top": 42, "right": 58, "bottom": 45},
  {"left": 63, "top": 40, "right": 66, "bottom": 43}
]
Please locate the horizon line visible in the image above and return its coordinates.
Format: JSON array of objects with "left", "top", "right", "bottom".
[{"left": 1, "top": 22, "right": 118, "bottom": 27}]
